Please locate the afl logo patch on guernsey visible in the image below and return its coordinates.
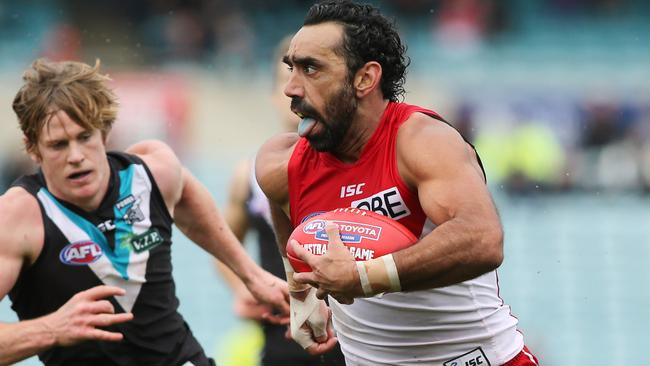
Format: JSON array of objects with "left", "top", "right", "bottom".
[{"left": 59, "top": 241, "right": 103, "bottom": 265}]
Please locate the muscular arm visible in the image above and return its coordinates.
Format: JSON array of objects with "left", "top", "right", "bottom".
[
  {"left": 394, "top": 113, "right": 503, "bottom": 290},
  {"left": 292, "top": 113, "right": 503, "bottom": 299},
  {"left": 128, "top": 140, "right": 288, "bottom": 314},
  {"left": 0, "top": 189, "right": 47, "bottom": 365},
  {"left": 0, "top": 189, "right": 130, "bottom": 365}
]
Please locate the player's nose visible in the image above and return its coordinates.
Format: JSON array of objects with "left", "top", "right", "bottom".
[
  {"left": 284, "top": 72, "right": 304, "bottom": 99},
  {"left": 67, "top": 142, "right": 85, "bottom": 164}
]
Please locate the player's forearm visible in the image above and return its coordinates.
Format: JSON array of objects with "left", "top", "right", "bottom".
[
  {"left": 215, "top": 259, "right": 247, "bottom": 293},
  {"left": 174, "top": 171, "right": 258, "bottom": 282},
  {"left": 0, "top": 319, "right": 57, "bottom": 365},
  {"left": 394, "top": 217, "right": 503, "bottom": 291}
]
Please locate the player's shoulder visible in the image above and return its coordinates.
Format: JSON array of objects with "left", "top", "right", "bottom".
[
  {"left": 255, "top": 133, "right": 299, "bottom": 203},
  {"left": 126, "top": 140, "right": 179, "bottom": 168},
  {"left": 125, "top": 140, "right": 183, "bottom": 211},
  {"left": 0, "top": 187, "right": 43, "bottom": 256},
  {"left": 258, "top": 132, "right": 300, "bottom": 159},
  {"left": 256, "top": 132, "right": 299, "bottom": 176},
  {"left": 125, "top": 140, "right": 181, "bottom": 181},
  {"left": 0, "top": 187, "right": 40, "bottom": 225},
  {"left": 397, "top": 112, "right": 477, "bottom": 182},
  {"left": 400, "top": 111, "right": 469, "bottom": 153},
  {"left": 399, "top": 111, "right": 461, "bottom": 143}
]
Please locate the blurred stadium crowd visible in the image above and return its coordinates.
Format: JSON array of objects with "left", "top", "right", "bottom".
[{"left": 0, "top": 0, "right": 649, "bottom": 194}]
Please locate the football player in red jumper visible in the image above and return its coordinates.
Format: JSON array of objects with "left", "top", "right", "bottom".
[{"left": 256, "top": 1, "right": 540, "bottom": 365}]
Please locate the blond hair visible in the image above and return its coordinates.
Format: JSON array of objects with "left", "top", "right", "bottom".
[{"left": 12, "top": 59, "right": 118, "bottom": 153}]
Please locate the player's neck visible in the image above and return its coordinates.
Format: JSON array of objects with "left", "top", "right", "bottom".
[{"left": 332, "top": 99, "right": 389, "bottom": 163}]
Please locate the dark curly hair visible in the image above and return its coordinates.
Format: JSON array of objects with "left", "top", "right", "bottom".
[{"left": 304, "top": 0, "right": 409, "bottom": 102}]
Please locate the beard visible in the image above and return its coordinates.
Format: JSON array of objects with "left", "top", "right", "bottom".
[{"left": 290, "top": 81, "right": 358, "bottom": 152}]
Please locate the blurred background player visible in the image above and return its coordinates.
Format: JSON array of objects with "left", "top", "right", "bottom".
[
  {"left": 215, "top": 35, "right": 345, "bottom": 366},
  {"left": 0, "top": 59, "right": 288, "bottom": 365}
]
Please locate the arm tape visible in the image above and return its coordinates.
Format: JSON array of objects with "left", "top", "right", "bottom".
[{"left": 356, "top": 254, "right": 402, "bottom": 296}]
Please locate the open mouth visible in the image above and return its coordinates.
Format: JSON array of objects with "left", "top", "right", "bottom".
[
  {"left": 291, "top": 110, "right": 318, "bottom": 137},
  {"left": 294, "top": 110, "right": 312, "bottom": 119},
  {"left": 293, "top": 110, "right": 317, "bottom": 120},
  {"left": 68, "top": 170, "right": 91, "bottom": 180},
  {"left": 298, "top": 117, "right": 318, "bottom": 137}
]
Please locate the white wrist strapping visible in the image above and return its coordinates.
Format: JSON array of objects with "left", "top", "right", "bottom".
[
  {"left": 356, "top": 261, "right": 373, "bottom": 296},
  {"left": 282, "top": 257, "right": 308, "bottom": 292},
  {"left": 356, "top": 254, "right": 402, "bottom": 296},
  {"left": 383, "top": 254, "right": 402, "bottom": 292},
  {"left": 282, "top": 257, "right": 326, "bottom": 349},
  {"left": 282, "top": 256, "right": 294, "bottom": 273}
]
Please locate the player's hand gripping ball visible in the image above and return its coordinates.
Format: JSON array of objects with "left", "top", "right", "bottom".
[{"left": 287, "top": 208, "right": 417, "bottom": 272}]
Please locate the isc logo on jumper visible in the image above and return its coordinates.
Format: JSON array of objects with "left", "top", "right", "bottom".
[
  {"left": 340, "top": 183, "right": 365, "bottom": 198},
  {"left": 303, "top": 220, "right": 381, "bottom": 244},
  {"left": 444, "top": 347, "right": 490, "bottom": 366},
  {"left": 59, "top": 241, "right": 103, "bottom": 265}
]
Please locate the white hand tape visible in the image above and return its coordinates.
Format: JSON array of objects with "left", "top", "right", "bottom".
[{"left": 289, "top": 287, "right": 321, "bottom": 349}]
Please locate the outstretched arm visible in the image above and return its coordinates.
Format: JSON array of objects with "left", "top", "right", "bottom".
[
  {"left": 128, "top": 140, "right": 289, "bottom": 318},
  {"left": 214, "top": 159, "right": 278, "bottom": 322}
]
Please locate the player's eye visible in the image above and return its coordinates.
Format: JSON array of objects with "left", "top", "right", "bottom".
[
  {"left": 51, "top": 141, "right": 67, "bottom": 150},
  {"left": 304, "top": 65, "right": 316, "bottom": 75}
]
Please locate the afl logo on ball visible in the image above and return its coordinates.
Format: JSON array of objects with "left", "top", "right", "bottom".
[
  {"left": 303, "top": 220, "right": 327, "bottom": 234},
  {"left": 59, "top": 241, "right": 103, "bottom": 265}
]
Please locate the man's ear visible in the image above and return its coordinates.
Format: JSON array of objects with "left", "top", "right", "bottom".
[
  {"left": 353, "top": 61, "right": 382, "bottom": 98},
  {"left": 24, "top": 135, "right": 41, "bottom": 163}
]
